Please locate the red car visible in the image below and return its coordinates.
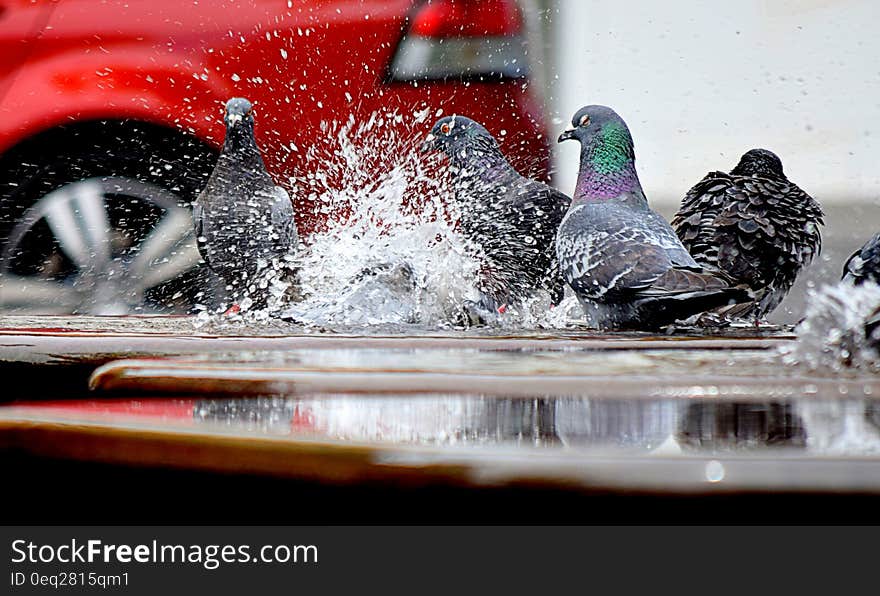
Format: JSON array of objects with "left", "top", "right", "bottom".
[{"left": 0, "top": 0, "right": 549, "bottom": 314}]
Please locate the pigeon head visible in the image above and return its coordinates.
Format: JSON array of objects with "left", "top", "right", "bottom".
[
  {"left": 557, "top": 105, "right": 634, "bottom": 155},
  {"left": 559, "top": 106, "right": 642, "bottom": 202},
  {"left": 730, "top": 148, "right": 785, "bottom": 177},
  {"left": 220, "top": 97, "right": 261, "bottom": 158},
  {"left": 421, "top": 115, "right": 503, "bottom": 165},
  {"left": 224, "top": 97, "right": 255, "bottom": 129}
]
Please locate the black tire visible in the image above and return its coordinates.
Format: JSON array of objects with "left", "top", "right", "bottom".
[{"left": 0, "top": 120, "right": 224, "bottom": 314}]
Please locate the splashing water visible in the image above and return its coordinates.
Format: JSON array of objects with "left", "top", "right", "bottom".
[
  {"left": 192, "top": 108, "right": 580, "bottom": 331},
  {"left": 266, "top": 109, "right": 486, "bottom": 328},
  {"left": 781, "top": 281, "right": 880, "bottom": 373}
]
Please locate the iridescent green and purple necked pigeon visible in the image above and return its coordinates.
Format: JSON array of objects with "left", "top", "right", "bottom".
[
  {"left": 423, "top": 115, "right": 571, "bottom": 309},
  {"left": 672, "top": 148, "right": 823, "bottom": 320},
  {"left": 556, "top": 105, "right": 749, "bottom": 330}
]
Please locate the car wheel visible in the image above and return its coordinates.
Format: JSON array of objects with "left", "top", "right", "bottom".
[{"left": 0, "top": 122, "right": 222, "bottom": 315}]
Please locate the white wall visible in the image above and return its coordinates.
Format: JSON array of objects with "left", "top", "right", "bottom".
[{"left": 549, "top": 0, "right": 880, "bottom": 205}]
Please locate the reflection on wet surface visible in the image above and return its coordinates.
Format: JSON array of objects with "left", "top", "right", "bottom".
[
  {"left": 176, "top": 347, "right": 780, "bottom": 378},
  {"left": 4, "top": 316, "right": 880, "bottom": 499},
  {"left": 191, "top": 395, "right": 880, "bottom": 454},
  {"left": 9, "top": 394, "right": 880, "bottom": 457},
  {"left": 678, "top": 402, "right": 807, "bottom": 449}
]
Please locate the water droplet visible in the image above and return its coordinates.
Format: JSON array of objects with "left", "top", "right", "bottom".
[{"left": 705, "top": 460, "right": 725, "bottom": 483}]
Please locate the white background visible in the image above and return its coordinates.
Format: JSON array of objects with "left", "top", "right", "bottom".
[{"left": 547, "top": 0, "right": 880, "bottom": 206}]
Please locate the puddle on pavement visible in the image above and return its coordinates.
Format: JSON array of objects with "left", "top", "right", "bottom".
[{"left": 4, "top": 317, "right": 880, "bottom": 465}]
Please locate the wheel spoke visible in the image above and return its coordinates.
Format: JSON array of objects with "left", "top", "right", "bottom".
[
  {"left": 42, "top": 180, "right": 112, "bottom": 270},
  {"left": 128, "top": 208, "right": 194, "bottom": 278},
  {"left": 140, "top": 241, "right": 203, "bottom": 291},
  {"left": 0, "top": 274, "right": 81, "bottom": 312},
  {"left": 128, "top": 208, "right": 201, "bottom": 290}
]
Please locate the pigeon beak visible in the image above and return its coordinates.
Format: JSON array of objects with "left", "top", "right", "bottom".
[
  {"left": 226, "top": 113, "right": 243, "bottom": 128},
  {"left": 557, "top": 127, "right": 575, "bottom": 143},
  {"left": 420, "top": 133, "right": 437, "bottom": 154}
]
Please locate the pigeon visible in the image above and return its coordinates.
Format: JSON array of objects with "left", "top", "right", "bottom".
[
  {"left": 843, "top": 233, "right": 880, "bottom": 285},
  {"left": 193, "top": 97, "right": 298, "bottom": 311},
  {"left": 422, "top": 115, "right": 571, "bottom": 308},
  {"left": 672, "top": 148, "right": 823, "bottom": 320},
  {"left": 784, "top": 280, "right": 880, "bottom": 371},
  {"left": 556, "top": 105, "right": 749, "bottom": 330},
  {"left": 843, "top": 232, "right": 880, "bottom": 351}
]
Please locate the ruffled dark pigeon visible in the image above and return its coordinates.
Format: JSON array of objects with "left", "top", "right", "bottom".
[
  {"left": 556, "top": 105, "right": 749, "bottom": 330},
  {"left": 672, "top": 149, "right": 823, "bottom": 320},
  {"left": 422, "top": 115, "right": 571, "bottom": 308},
  {"left": 193, "top": 97, "right": 298, "bottom": 310},
  {"left": 843, "top": 233, "right": 880, "bottom": 285}
]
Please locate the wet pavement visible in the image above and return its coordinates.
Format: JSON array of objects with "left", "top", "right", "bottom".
[{"left": 2, "top": 313, "right": 880, "bottom": 521}]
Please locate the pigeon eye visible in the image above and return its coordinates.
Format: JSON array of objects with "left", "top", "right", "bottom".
[
  {"left": 440, "top": 123, "right": 451, "bottom": 135},
  {"left": 579, "top": 115, "right": 590, "bottom": 127}
]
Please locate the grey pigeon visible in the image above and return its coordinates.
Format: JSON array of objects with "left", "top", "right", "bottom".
[
  {"left": 193, "top": 97, "right": 298, "bottom": 310},
  {"left": 672, "top": 149, "right": 823, "bottom": 320},
  {"left": 844, "top": 234, "right": 880, "bottom": 352},
  {"left": 556, "top": 105, "right": 749, "bottom": 330},
  {"left": 422, "top": 115, "right": 571, "bottom": 308},
  {"left": 843, "top": 233, "right": 880, "bottom": 285}
]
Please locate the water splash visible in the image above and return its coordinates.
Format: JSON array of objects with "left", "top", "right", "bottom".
[
  {"left": 781, "top": 281, "right": 880, "bottom": 373},
  {"left": 278, "top": 109, "right": 487, "bottom": 327},
  {"left": 192, "top": 108, "right": 576, "bottom": 331}
]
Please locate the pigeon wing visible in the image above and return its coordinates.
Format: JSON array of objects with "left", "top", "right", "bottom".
[
  {"left": 671, "top": 171, "right": 732, "bottom": 270},
  {"left": 558, "top": 205, "right": 677, "bottom": 301},
  {"left": 843, "top": 246, "right": 862, "bottom": 282},
  {"left": 512, "top": 181, "right": 572, "bottom": 301},
  {"left": 559, "top": 201, "right": 737, "bottom": 304},
  {"left": 843, "top": 233, "right": 880, "bottom": 284},
  {"left": 714, "top": 176, "right": 822, "bottom": 291},
  {"left": 458, "top": 170, "right": 571, "bottom": 303},
  {"left": 269, "top": 185, "right": 297, "bottom": 255},
  {"left": 642, "top": 266, "right": 733, "bottom": 296}
]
